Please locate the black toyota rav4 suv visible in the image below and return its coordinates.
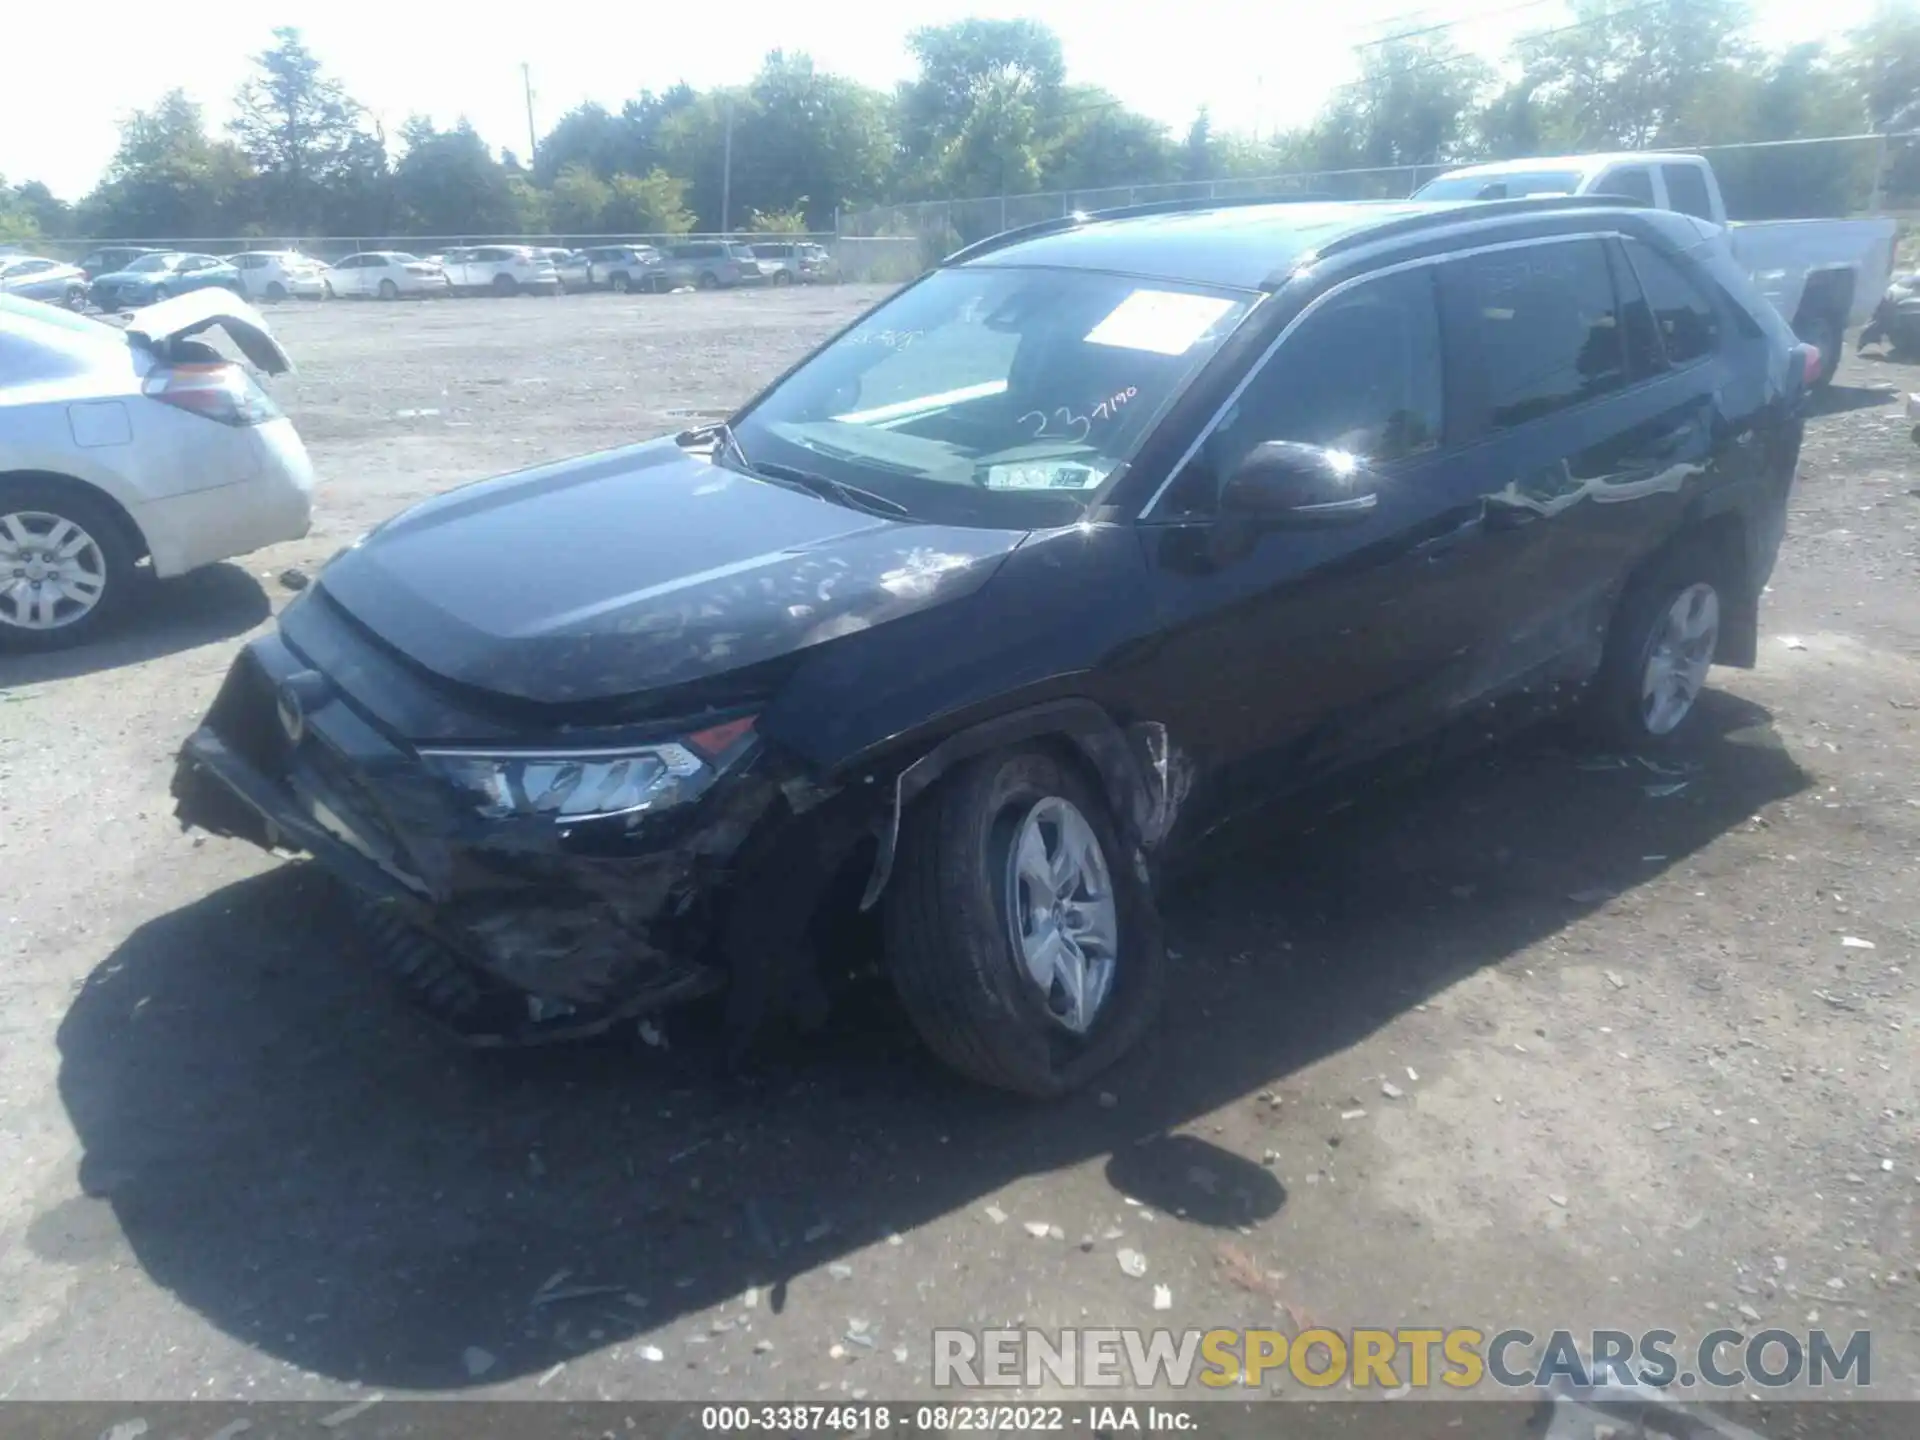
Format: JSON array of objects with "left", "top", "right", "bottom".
[{"left": 175, "top": 195, "right": 1812, "bottom": 1096}]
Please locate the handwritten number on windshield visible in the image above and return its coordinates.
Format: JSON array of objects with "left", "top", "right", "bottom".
[
  {"left": 1023, "top": 387, "right": 1137, "bottom": 441},
  {"left": 1021, "top": 408, "right": 1092, "bottom": 442}
]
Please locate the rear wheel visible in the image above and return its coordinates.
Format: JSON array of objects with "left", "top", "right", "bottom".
[
  {"left": 264, "top": 281, "right": 288, "bottom": 302},
  {"left": 377, "top": 278, "right": 400, "bottom": 300},
  {"left": 149, "top": 284, "right": 170, "bottom": 301},
  {"left": 1588, "top": 542, "right": 1725, "bottom": 748},
  {"left": 697, "top": 270, "right": 719, "bottom": 290},
  {"left": 493, "top": 273, "right": 518, "bottom": 296},
  {"left": 610, "top": 270, "right": 631, "bottom": 293},
  {"left": 0, "top": 481, "right": 137, "bottom": 651},
  {"left": 63, "top": 284, "right": 85, "bottom": 310},
  {"left": 773, "top": 269, "right": 793, "bottom": 287},
  {"left": 883, "top": 747, "right": 1164, "bottom": 1097}
]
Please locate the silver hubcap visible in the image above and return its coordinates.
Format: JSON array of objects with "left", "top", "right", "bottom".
[
  {"left": 0, "top": 511, "right": 107, "bottom": 631},
  {"left": 1640, "top": 583, "right": 1719, "bottom": 735},
  {"left": 1004, "top": 796, "right": 1119, "bottom": 1035}
]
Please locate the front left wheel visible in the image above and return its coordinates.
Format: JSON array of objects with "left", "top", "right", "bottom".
[
  {"left": 0, "top": 481, "right": 137, "bottom": 651},
  {"left": 883, "top": 746, "right": 1164, "bottom": 1097}
]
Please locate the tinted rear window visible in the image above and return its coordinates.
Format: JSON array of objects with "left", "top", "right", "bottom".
[
  {"left": 1662, "top": 164, "right": 1716, "bottom": 221},
  {"left": 1623, "top": 238, "right": 1719, "bottom": 365}
]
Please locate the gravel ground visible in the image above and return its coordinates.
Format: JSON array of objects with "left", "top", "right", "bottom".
[{"left": 0, "top": 288, "right": 1916, "bottom": 1409}]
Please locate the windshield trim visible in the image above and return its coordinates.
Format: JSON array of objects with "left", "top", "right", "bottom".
[{"left": 728, "top": 263, "right": 1264, "bottom": 523}]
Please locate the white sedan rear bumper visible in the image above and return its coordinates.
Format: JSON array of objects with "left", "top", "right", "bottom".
[{"left": 134, "top": 418, "right": 316, "bottom": 577}]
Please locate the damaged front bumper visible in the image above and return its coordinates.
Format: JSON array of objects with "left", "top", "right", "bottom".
[{"left": 172, "top": 631, "right": 853, "bottom": 1045}]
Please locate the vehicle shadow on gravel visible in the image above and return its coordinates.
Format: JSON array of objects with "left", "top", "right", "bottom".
[
  {"left": 2, "top": 563, "right": 269, "bottom": 686},
  {"left": 1806, "top": 382, "right": 1899, "bottom": 418},
  {"left": 51, "top": 689, "right": 1808, "bottom": 1389}
]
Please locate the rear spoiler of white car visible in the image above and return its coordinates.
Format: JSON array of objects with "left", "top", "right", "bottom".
[{"left": 125, "top": 289, "right": 293, "bottom": 376}]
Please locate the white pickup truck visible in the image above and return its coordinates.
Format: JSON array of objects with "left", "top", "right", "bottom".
[{"left": 1415, "top": 151, "right": 1897, "bottom": 386}]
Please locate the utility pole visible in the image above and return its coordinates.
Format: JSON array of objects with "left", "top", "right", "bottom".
[
  {"left": 521, "top": 63, "right": 538, "bottom": 167},
  {"left": 720, "top": 98, "right": 735, "bottom": 235}
]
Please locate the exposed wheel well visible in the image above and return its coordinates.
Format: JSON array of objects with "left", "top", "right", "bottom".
[
  {"left": 1793, "top": 269, "right": 1855, "bottom": 335},
  {"left": 0, "top": 469, "right": 148, "bottom": 563},
  {"left": 1625, "top": 512, "right": 1752, "bottom": 668}
]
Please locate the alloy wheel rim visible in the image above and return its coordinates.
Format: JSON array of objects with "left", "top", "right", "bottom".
[
  {"left": 1003, "top": 795, "right": 1119, "bottom": 1035},
  {"left": 1640, "top": 583, "right": 1719, "bottom": 735},
  {"left": 0, "top": 511, "right": 108, "bottom": 630}
]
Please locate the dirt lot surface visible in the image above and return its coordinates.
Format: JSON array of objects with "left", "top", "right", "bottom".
[{"left": 1, "top": 288, "right": 1916, "bottom": 1414}]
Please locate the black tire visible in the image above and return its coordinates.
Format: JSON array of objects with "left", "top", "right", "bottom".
[
  {"left": 150, "top": 284, "right": 170, "bottom": 301},
  {"left": 0, "top": 478, "right": 139, "bottom": 652},
  {"left": 772, "top": 269, "right": 793, "bottom": 287},
  {"left": 265, "top": 281, "right": 288, "bottom": 302},
  {"left": 63, "top": 285, "right": 85, "bottom": 310},
  {"left": 377, "top": 278, "right": 399, "bottom": 300},
  {"left": 882, "top": 746, "right": 1164, "bottom": 1097},
  {"left": 610, "top": 270, "right": 631, "bottom": 293},
  {"left": 322, "top": 279, "right": 336, "bottom": 299},
  {"left": 1796, "top": 311, "right": 1844, "bottom": 389},
  {"left": 492, "top": 273, "right": 517, "bottom": 296},
  {"left": 1587, "top": 539, "right": 1727, "bottom": 749},
  {"left": 697, "top": 270, "right": 719, "bottom": 290}
]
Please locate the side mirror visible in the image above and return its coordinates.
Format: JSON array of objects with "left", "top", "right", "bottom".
[{"left": 1219, "top": 440, "right": 1380, "bottom": 525}]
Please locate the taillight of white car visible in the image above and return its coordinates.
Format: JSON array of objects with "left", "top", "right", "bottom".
[{"left": 143, "top": 362, "right": 284, "bottom": 427}]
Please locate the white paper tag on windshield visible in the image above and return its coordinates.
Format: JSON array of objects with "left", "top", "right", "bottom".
[
  {"left": 985, "top": 462, "right": 1105, "bottom": 491},
  {"left": 1084, "top": 290, "right": 1236, "bottom": 355}
]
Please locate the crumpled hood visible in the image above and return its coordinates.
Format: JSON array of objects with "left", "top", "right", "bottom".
[{"left": 315, "top": 438, "right": 1027, "bottom": 705}]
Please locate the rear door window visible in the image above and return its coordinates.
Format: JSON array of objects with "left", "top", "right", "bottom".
[
  {"left": 1622, "top": 238, "right": 1719, "bottom": 365},
  {"left": 1458, "top": 239, "right": 1626, "bottom": 431},
  {"left": 1597, "top": 167, "right": 1655, "bottom": 205},
  {"left": 1661, "top": 164, "right": 1717, "bottom": 221}
]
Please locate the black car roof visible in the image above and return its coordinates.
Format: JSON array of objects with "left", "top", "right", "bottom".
[{"left": 955, "top": 196, "right": 1659, "bottom": 292}]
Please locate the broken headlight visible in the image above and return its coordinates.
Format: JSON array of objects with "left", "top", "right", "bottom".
[{"left": 422, "top": 718, "right": 755, "bottom": 823}]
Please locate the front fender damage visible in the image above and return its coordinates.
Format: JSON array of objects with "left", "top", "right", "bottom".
[{"left": 858, "top": 704, "right": 1191, "bottom": 911}]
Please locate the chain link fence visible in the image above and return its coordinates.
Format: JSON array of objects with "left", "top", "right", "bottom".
[{"left": 837, "top": 133, "right": 1920, "bottom": 269}]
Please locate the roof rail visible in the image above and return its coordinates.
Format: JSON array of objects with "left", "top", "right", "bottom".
[
  {"left": 1305, "top": 193, "right": 1649, "bottom": 263},
  {"left": 940, "top": 190, "right": 1344, "bottom": 266}
]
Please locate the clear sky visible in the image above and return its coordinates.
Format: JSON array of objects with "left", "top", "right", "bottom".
[{"left": 0, "top": 0, "right": 1879, "bottom": 203}]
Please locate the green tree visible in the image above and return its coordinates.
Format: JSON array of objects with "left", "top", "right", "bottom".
[
  {"left": 898, "top": 19, "right": 1065, "bottom": 188},
  {"left": 391, "top": 119, "right": 520, "bottom": 234},
  {"left": 601, "top": 170, "right": 694, "bottom": 234},
  {"left": 1180, "top": 110, "right": 1214, "bottom": 182},
  {"left": 936, "top": 74, "right": 1045, "bottom": 200},
  {"left": 0, "top": 181, "right": 41, "bottom": 245},
  {"left": 548, "top": 162, "right": 612, "bottom": 232},
  {"left": 747, "top": 205, "right": 809, "bottom": 232},
  {"left": 1843, "top": 3, "right": 1920, "bottom": 204},
  {"left": 730, "top": 52, "right": 893, "bottom": 228},
  {"left": 1512, "top": 0, "right": 1753, "bottom": 148},
  {"left": 231, "top": 27, "right": 379, "bottom": 230},
  {"left": 78, "top": 91, "right": 254, "bottom": 238},
  {"left": 1309, "top": 37, "right": 1493, "bottom": 181},
  {"left": 1041, "top": 90, "right": 1175, "bottom": 193}
]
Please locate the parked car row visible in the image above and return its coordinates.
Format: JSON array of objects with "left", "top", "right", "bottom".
[{"left": 6, "top": 239, "right": 843, "bottom": 313}]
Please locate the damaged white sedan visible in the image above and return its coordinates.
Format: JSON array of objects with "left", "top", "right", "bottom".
[{"left": 0, "top": 290, "right": 314, "bottom": 650}]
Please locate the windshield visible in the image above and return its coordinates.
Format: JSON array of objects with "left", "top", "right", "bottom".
[
  {"left": 732, "top": 266, "right": 1253, "bottom": 528},
  {"left": 1415, "top": 170, "right": 1584, "bottom": 200},
  {"left": 126, "top": 254, "right": 180, "bottom": 273}
]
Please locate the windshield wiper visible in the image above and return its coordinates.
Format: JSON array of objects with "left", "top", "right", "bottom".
[{"left": 750, "top": 461, "right": 913, "bottom": 518}]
